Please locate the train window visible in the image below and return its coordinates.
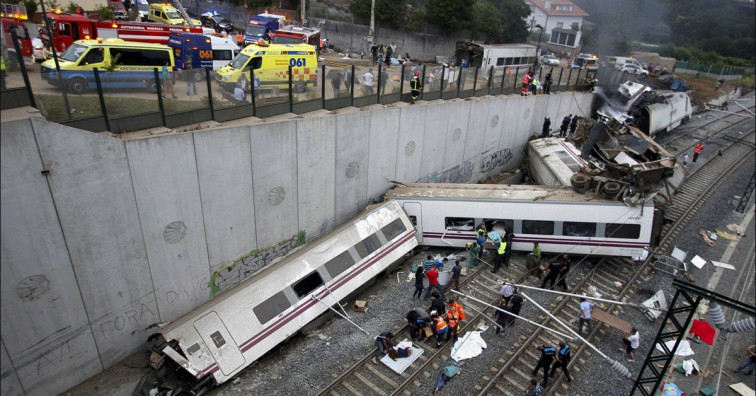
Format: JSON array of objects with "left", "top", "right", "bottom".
[
  {"left": 324, "top": 250, "right": 355, "bottom": 278},
  {"left": 522, "top": 220, "right": 555, "bottom": 235},
  {"left": 210, "top": 331, "right": 226, "bottom": 348},
  {"left": 496, "top": 57, "right": 505, "bottom": 66},
  {"left": 381, "top": 218, "right": 407, "bottom": 241},
  {"left": 483, "top": 219, "right": 514, "bottom": 235},
  {"left": 408, "top": 216, "right": 417, "bottom": 226},
  {"left": 354, "top": 233, "right": 383, "bottom": 258},
  {"left": 606, "top": 223, "right": 641, "bottom": 239},
  {"left": 563, "top": 222, "right": 596, "bottom": 237},
  {"left": 187, "top": 343, "right": 201, "bottom": 355},
  {"left": 293, "top": 271, "right": 324, "bottom": 298},
  {"left": 445, "top": 217, "right": 475, "bottom": 231},
  {"left": 253, "top": 291, "right": 291, "bottom": 324}
]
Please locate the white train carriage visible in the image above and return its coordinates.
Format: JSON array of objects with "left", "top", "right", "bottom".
[
  {"left": 386, "top": 183, "right": 659, "bottom": 258},
  {"left": 527, "top": 138, "right": 587, "bottom": 186},
  {"left": 635, "top": 92, "right": 692, "bottom": 137},
  {"left": 153, "top": 201, "right": 417, "bottom": 387}
]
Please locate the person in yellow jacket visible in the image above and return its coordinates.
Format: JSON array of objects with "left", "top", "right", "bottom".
[
  {"left": 493, "top": 239, "right": 507, "bottom": 273},
  {"left": 1, "top": 53, "right": 7, "bottom": 90}
]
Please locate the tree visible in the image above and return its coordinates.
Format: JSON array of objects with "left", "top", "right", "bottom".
[
  {"left": 95, "top": 5, "right": 114, "bottom": 20},
  {"left": 424, "top": 0, "right": 475, "bottom": 33},
  {"left": 472, "top": 0, "right": 503, "bottom": 42},
  {"left": 350, "top": 0, "right": 411, "bottom": 29}
]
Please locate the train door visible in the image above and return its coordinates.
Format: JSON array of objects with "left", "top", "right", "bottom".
[
  {"left": 193, "top": 312, "right": 245, "bottom": 376},
  {"left": 402, "top": 202, "right": 422, "bottom": 243}
]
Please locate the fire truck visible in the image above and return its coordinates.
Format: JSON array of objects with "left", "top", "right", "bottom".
[
  {"left": 271, "top": 25, "right": 320, "bottom": 47},
  {"left": 39, "top": 9, "right": 209, "bottom": 54},
  {"left": 1, "top": 3, "right": 34, "bottom": 70}
]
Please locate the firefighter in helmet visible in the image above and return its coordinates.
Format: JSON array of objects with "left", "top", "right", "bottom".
[{"left": 410, "top": 71, "right": 423, "bottom": 103}]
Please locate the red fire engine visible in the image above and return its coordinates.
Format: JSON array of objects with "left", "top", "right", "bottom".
[
  {"left": 1, "top": 3, "right": 34, "bottom": 69},
  {"left": 39, "top": 9, "right": 207, "bottom": 53}
]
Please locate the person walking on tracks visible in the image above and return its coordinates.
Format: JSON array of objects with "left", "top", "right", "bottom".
[
  {"left": 578, "top": 297, "right": 594, "bottom": 334},
  {"left": 412, "top": 265, "right": 425, "bottom": 298},
  {"left": 508, "top": 290, "right": 523, "bottom": 326},
  {"left": 500, "top": 279, "right": 516, "bottom": 305},
  {"left": 559, "top": 114, "right": 571, "bottom": 138},
  {"left": 450, "top": 260, "right": 463, "bottom": 291},
  {"left": 445, "top": 299, "right": 463, "bottom": 341},
  {"left": 622, "top": 327, "right": 640, "bottom": 362},
  {"left": 526, "top": 242, "right": 543, "bottom": 278},
  {"left": 549, "top": 341, "right": 573, "bottom": 382},
  {"left": 693, "top": 142, "right": 704, "bottom": 163},
  {"left": 532, "top": 341, "right": 557, "bottom": 387},
  {"left": 541, "top": 258, "right": 563, "bottom": 289},
  {"left": 410, "top": 71, "right": 423, "bottom": 103},
  {"left": 494, "top": 298, "right": 512, "bottom": 335},
  {"left": 503, "top": 233, "right": 514, "bottom": 268},
  {"left": 424, "top": 264, "right": 445, "bottom": 300},
  {"left": 555, "top": 254, "right": 571, "bottom": 291},
  {"left": 431, "top": 311, "right": 449, "bottom": 348},
  {"left": 468, "top": 242, "right": 481, "bottom": 267}
]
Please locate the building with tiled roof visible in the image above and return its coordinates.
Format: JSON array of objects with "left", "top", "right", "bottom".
[{"left": 524, "top": 0, "right": 589, "bottom": 50}]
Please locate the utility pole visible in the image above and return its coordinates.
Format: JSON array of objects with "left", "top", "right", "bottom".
[
  {"left": 301, "top": 0, "right": 306, "bottom": 26},
  {"left": 367, "top": 0, "right": 375, "bottom": 49}
]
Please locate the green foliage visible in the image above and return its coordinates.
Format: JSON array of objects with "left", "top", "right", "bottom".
[
  {"left": 472, "top": 0, "right": 502, "bottom": 41},
  {"left": 22, "top": 0, "right": 37, "bottom": 19},
  {"left": 45, "top": 0, "right": 59, "bottom": 9},
  {"left": 424, "top": 0, "right": 475, "bottom": 33},
  {"left": 65, "top": 1, "right": 78, "bottom": 13},
  {"left": 350, "top": 0, "right": 412, "bottom": 29},
  {"left": 102, "top": 53, "right": 121, "bottom": 72},
  {"left": 95, "top": 5, "right": 115, "bottom": 20}
]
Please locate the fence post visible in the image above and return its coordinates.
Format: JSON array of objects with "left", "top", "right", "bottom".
[
  {"left": 440, "top": 65, "right": 446, "bottom": 97},
  {"left": 321, "top": 64, "right": 325, "bottom": 106},
  {"left": 377, "top": 62, "right": 382, "bottom": 104},
  {"left": 250, "top": 68, "right": 256, "bottom": 117},
  {"left": 456, "top": 68, "right": 462, "bottom": 97},
  {"left": 472, "top": 67, "right": 478, "bottom": 95},
  {"left": 400, "top": 63, "right": 405, "bottom": 101},
  {"left": 155, "top": 68, "right": 166, "bottom": 126},
  {"left": 288, "top": 65, "right": 293, "bottom": 113},
  {"left": 566, "top": 67, "right": 573, "bottom": 89},
  {"left": 575, "top": 69, "right": 582, "bottom": 91},
  {"left": 92, "top": 68, "right": 110, "bottom": 132},
  {"left": 421, "top": 64, "right": 426, "bottom": 100},
  {"left": 513, "top": 67, "right": 520, "bottom": 94},
  {"left": 206, "top": 67, "right": 215, "bottom": 121},
  {"left": 350, "top": 65, "right": 355, "bottom": 107},
  {"left": 487, "top": 67, "right": 493, "bottom": 91},
  {"left": 501, "top": 67, "right": 506, "bottom": 90}
]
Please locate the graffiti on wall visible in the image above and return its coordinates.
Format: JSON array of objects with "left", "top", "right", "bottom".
[
  {"left": 208, "top": 230, "right": 306, "bottom": 296},
  {"left": 480, "top": 148, "right": 513, "bottom": 173},
  {"left": 417, "top": 160, "right": 474, "bottom": 183}
]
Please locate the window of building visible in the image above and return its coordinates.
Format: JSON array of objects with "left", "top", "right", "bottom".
[
  {"left": 556, "top": 22, "right": 564, "bottom": 28},
  {"left": 445, "top": 217, "right": 475, "bottom": 231},
  {"left": 522, "top": 220, "right": 555, "bottom": 235},
  {"left": 606, "top": 223, "right": 641, "bottom": 239},
  {"left": 567, "top": 34, "right": 576, "bottom": 46},
  {"left": 382, "top": 218, "right": 407, "bottom": 241},
  {"left": 354, "top": 233, "right": 383, "bottom": 258},
  {"left": 210, "top": 331, "right": 226, "bottom": 348},
  {"left": 563, "top": 222, "right": 596, "bottom": 237},
  {"left": 292, "top": 271, "right": 324, "bottom": 298},
  {"left": 324, "top": 250, "right": 355, "bottom": 278},
  {"left": 254, "top": 291, "right": 291, "bottom": 324}
]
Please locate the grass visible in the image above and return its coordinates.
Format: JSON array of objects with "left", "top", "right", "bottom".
[{"left": 35, "top": 94, "right": 216, "bottom": 123}]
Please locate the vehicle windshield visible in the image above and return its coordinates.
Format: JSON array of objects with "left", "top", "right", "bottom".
[
  {"left": 138, "top": 3, "right": 148, "bottom": 10},
  {"left": 165, "top": 11, "right": 182, "bottom": 19},
  {"left": 229, "top": 52, "right": 250, "bottom": 69},
  {"left": 273, "top": 35, "right": 303, "bottom": 44},
  {"left": 61, "top": 43, "right": 87, "bottom": 62},
  {"left": 245, "top": 25, "right": 266, "bottom": 37},
  {"left": 214, "top": 16, "right": 227, "bottom": 23}
]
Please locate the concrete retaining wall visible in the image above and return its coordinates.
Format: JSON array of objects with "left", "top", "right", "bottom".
[{"left": 0, "top": 92, "right": 592, "bottom": 396}]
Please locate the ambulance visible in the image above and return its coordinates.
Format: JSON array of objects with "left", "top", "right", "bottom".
[
  {"left": 215, "top": 41, "right": 316, "bottom": 93},
  {"left": 40, "top": 38, "right": 174, "bottom": 94},
  {"left": 148, "top": 3, "right": 200, "bottom": 26},
  {"left": 168, "top": 32, "right": 240, "bottom": 72}
]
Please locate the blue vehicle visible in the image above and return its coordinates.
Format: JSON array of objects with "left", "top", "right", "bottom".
[
  {"left": 168, "top": 32, "right": 240, "bottom": 76},
  {"left": 243, "top": 12, "right": 285, "bottom": 46}
]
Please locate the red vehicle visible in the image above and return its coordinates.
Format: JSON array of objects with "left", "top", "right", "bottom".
[
  {"left": 271, "top": 25, "right": 320, "bottom": 47},
  {"left": 1, "top": 3, "right": 34, "bottom": 69},
  {"left": 39, "top": 9, "right": 207, "bottom": 53}
]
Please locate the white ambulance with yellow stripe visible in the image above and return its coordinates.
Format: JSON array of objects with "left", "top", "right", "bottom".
[{"left": 215, "top": 41, "right": 317, "bottom": 93}]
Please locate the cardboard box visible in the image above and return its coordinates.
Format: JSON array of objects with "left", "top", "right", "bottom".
[{"left": 354, "top": 300, "right": 368, "bottom": 312}]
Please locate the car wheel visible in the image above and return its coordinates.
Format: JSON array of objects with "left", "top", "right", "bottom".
[
  {"left": 147, "top": 79, "right": 159, "bottom": 93},
  {"left": 68, "top": 77, "right": 87, "bottom": 94}
]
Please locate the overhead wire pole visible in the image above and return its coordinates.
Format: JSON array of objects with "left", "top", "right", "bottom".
[
  {"left": 509, "top": 282, "right": 662, "bottom": 313},
  {"left": 366, "top": 0, "right": 375, "bottom": 53}
]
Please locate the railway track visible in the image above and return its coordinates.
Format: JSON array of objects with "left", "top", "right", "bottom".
[{"left": 317, "top": 124, "right": 754, "bottom": 396}]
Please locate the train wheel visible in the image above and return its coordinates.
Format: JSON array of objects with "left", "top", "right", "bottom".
[
  {"left": 602, "top": 181, "right": 621, "bottom": 198},
  {"left": 571, "top": 174, "right": 590, "bottom": 192}
]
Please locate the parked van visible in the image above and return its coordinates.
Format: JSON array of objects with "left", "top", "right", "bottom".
[
  {"left": 215, "top": 41, "right": 316, "bottom": 93},
  {"left": 148, "top": 3, "right": 199, "bottom": 26},
  {"left": 135, "top": 0, "right": 149, "bottom": 21},
  {"left": 40, "top": 38, "right": 174, "bottom": 94},
  {"left": 168, "top": 32, "right": 239, "bottom": 75}
]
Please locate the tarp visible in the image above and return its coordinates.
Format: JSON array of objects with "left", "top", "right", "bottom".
[
  {"left": 450, "top": 331, "right": 487, "bottom": 362},
  {"left": 669, "top": 78, "right": 687, "bottom": 92},
  {"left": 661, "top": 382, "right": 683, "bottom": 396},
  {"left": 655, "top": 339, "right": 694, "bottom": 356},
  {"left": 380, "top": 339, "right": 424, "bottom": 374},
  {"left": 690, "top": 320, "right": 716, "bottom": 345}
]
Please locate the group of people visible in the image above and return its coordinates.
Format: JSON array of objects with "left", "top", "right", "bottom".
[
  {"left": 521, "top": 71, "right": 553, "bottom": 96},
  {"left": 541, "top": 114, "right": 580, "bottom": 138},
  {"left": 370, "top": 43, "right": 398, "bottom": 67},
  {"left": 401, "top": 295, "right": 467, "bottom": 350}
]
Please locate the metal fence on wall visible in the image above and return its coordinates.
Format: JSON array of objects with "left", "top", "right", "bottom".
[{"left": 1, "top": 45, "right": 597, "bottom": 134}]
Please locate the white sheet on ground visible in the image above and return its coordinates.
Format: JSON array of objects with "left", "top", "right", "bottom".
[
  {"left": 380, "top": 339, "right": 424, "bottom": 374},
  {"left": 451, "top": 331, "right": 487, "bottom": 362},
  {"left": 682, "top": 359, "right": 700, "bottom": 376},
  {"left": 655, "top": 339, "right": 694, "bottom": 356}
]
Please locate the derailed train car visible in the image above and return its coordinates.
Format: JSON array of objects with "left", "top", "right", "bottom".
[{"left": 150, "top": 201, "right": 417, "bottom": 389}]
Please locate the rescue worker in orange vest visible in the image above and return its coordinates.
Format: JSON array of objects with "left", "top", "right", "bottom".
[
  {"left": 693, "top": 142, "right": 704, "bottom": 163},
  {"left": 445, "top": 299, "right": 466, "bottom": 341},
  {"left": 431, "top": 310, "right": 449, "bottom": 348},
  {"left": 236, "top": 31, "right": 244, "bottom": 47},
  {"left": 522, "top": 72, "right": 532, "bottom": 96}
]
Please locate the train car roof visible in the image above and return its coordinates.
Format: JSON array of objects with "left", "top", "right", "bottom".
[{"left": 386, "top": 183, "right": 629, "bottom": 204}]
